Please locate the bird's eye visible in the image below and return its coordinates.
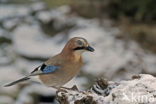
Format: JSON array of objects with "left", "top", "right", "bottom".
[{"left": 77, "top": 40, "right": 83, "bottom": 46}]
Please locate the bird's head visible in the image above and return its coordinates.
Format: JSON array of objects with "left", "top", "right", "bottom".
[{"left": 62, "top": 37, "right": 94, "bottom": 56}]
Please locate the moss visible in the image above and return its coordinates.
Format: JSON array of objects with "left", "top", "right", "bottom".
[
  {"left": 107, "top": 0, "right": 156, "bottom": 22},
  {"left": 0, "top": 37, "right": 12, "bottom": 44}
]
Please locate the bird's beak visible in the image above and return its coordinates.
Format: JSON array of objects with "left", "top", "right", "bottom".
[{"left": 85, "top": 46, "right": 95, "bottom": 52}]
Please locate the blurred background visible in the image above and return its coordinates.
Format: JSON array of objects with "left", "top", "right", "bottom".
[{"left": 0, "top": 0, "right": 156, "bottom": 104}]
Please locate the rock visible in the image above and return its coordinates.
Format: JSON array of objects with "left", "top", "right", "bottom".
[{"left": 56, "top": 74, "right": 156, "bottom": 104}]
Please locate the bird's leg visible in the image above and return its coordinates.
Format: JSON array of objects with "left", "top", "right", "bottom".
[
  {"left": 60, "top": 86, "right": 70, "bottom": 90},
  {"left": 51, "top": 86, "right": 69, "bottom": 90},
  {"left": 60, "top": 85, "right": 78, "bottom": 90},
  {"left": 51, "top": 86, "right": 60, "bottom": 90},
  {"left": 51, "top": 85, "right": 78, "bottom": 91}
]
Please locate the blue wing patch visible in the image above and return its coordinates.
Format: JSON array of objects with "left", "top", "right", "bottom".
[
  {"left": 42, "top": 65, "right": 59, "bottom": 74},
  {"left": 30, "top": 64, "right": 60, "bottom": 76}
]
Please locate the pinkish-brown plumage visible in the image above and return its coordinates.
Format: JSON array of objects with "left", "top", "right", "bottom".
[{"left": 4, "top": 37, "right": 94, "bottom": 88}]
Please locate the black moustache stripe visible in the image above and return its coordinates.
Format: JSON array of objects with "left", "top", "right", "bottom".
[{"left": 73, "top": 47, "right": 86, "bottom": 51}]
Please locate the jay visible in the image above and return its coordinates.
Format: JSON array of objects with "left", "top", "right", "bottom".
[{"left": 4, "top": 37, "right": 94, "bottom": 88}]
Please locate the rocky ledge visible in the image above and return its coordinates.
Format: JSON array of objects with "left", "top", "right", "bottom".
[{"left": 56, "top": 74, "right": 156, "bottom": 104}]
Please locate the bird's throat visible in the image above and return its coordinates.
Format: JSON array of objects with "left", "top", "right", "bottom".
[{"left": 73, "top": 53, "right": 81, "bottom": 62}]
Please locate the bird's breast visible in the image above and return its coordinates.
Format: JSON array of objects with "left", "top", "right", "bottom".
[{"left": 39, "top": 61, "right": 82, "bottom": 87}]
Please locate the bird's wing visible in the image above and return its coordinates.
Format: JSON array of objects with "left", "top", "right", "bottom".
[{"left": 29, "top": 63, "right": 60, "bottom": 76}]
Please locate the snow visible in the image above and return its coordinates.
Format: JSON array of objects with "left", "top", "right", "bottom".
[
  {"left": 57, "top": 74, "right": 156, "bottom": 104},
  {"left": 0, "top": 95, "right": 14, "bottom": 104},
  {"left": 0, "top": 2, "right": 156, "bottom": 104},
  {"left": 15, "top": 84, "right": 55, "bottom": 104},
  {"left": 0, "top": 4, "right": 29, "bottom": 20},
  {"left": 12, "top": 24, "right": 65, "bottom": 58}
]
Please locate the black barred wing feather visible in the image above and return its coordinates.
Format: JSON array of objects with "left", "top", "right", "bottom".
[{"left": 30, "top": 64, "right": 60, "bottom": 76}]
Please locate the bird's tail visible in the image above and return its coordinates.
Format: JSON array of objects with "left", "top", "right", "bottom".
[{"left": 4, "top": 77, "right": 30, "bottom": 87}]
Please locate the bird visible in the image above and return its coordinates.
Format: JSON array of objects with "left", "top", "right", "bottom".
[{"left": 4, "top": 37, "right": 94, "bottom": 88}]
